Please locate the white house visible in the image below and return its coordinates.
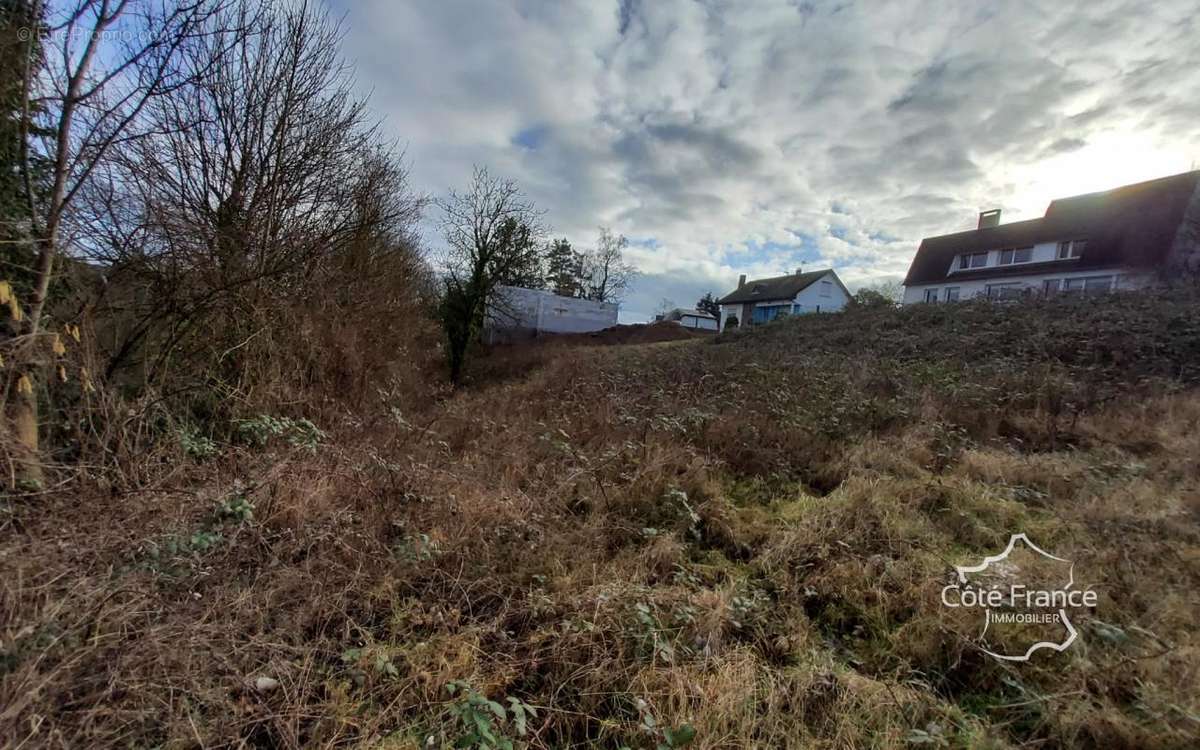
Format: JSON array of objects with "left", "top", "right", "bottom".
[
  {"left": 659, "top": 307, "right": 719, "bottom": 331},
  {"left": 717, "top": 268, "right": 851, "bottom": 330},
  {"left": 485, "top": 285, "right": 618, "bottom": 342},
  {"left": 902, "top": 171, "right": 1200, "bottom": 304}
]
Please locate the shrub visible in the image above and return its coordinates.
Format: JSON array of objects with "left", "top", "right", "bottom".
[{"left": 234, "top": 414, "right": 326, "bottom": 452}]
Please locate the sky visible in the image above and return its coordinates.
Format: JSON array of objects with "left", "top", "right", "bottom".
[{"left": 328, "top": 0, "right": 1200, "bottom": 322}]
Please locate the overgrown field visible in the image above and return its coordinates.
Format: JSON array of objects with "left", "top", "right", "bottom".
[{"left": 3, "top": 293, "right": 1200, "bottom": 749}]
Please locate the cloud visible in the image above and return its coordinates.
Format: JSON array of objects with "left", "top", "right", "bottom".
[
  {"left": 332, "top": 0, "right": 1200, "bottom": 321},
  {"left": 1045, "top": 137, "right": 1088, "bottom": 155}
]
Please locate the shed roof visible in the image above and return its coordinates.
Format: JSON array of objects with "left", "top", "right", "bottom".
[{"left": 666, "top": 307, "right": 717, "bottom": 320}]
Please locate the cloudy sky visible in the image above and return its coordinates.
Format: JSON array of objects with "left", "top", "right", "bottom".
[{"left": 328, "top": 0, "right": 1200, "bottom": 322}]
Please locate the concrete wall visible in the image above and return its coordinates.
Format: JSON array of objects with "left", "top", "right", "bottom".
[
  {"left": 486, "top": 285, "right": 619, "bottom": 339},
  {"left": 719, "top": 271, "right": 849, "bottom": 329},
  {"left": 902, "top": 267, "right": 1155, "bottom": 305},
  {"left": 677, "top": 314, "right": 718, "bottom": 331}
]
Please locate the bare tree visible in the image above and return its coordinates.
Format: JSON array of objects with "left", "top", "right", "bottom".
[
  {"left": 438, "top": 166, "right": 544, "bottom": 384},
  {"left": 580, "top": 227, "right": 636, "bottom": 304},
  {"left": 2, "top": 0, "right": 229, "bottom": 484},
  {"left": 71, "top": 0, "right": 418, "bottom": 388}
]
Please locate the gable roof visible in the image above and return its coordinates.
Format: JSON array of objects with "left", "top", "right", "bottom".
[
  {"left": 903, "top": 170, "right": 1200, "bottom": 286},
  {"left": 719, "top": 268, "right": 841, "bottom": 304}
]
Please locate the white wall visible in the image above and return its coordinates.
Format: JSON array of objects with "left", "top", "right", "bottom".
[
  {"left": 678, "top": 314, "right": 718, "bottom": 331},
  {"left": 902, "top": 267, "right": 1155, "bottom": 305},
  {"left": 487, "top": 286, "right": 619, "bottom": 336},
  {"left": 793, "top": 273, "right": 848, "bottom": 313},
  {"left": 719, "top": 303, "right": 741, "bottom": 330}
]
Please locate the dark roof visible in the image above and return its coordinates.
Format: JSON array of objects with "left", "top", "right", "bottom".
[
  {"left": 903, "top": 171, "right": 1200, "bottom": 286},
  {"left": 665, "top": 307, "right": 716, "bottom": 320},
  {"left": 719, "top": 268, "right": 837, "bottom": 304}
]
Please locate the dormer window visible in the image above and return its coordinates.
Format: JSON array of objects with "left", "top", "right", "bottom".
[
  {"left": 957, "top": 252, "right": 987, "bottom": 270},
  {"left": 1057, "top": 239, "right": 1086, "bottom": 259},
  {"left": 997, "top": 246, "right": 1033, "bottom": 265}
]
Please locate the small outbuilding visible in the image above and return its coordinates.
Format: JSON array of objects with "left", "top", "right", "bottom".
[{"left": 658, "top": 307, "right": 719, "bottom": 331}]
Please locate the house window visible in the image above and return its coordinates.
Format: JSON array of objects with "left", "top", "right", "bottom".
[
  {"left": 958, "top": 252, "right": 987, "bottom": 270},
  {"left": 1057, "top": 239, "right": 1087, "bottom": 259},
  {"left": 752, "top": 305, "right": 788, "bottom": 324},
  {"left": 944, "top": 287, "right": 960, "bottom": 302},
  {"left": 1043, "top": 279, "right": 1061, "bottom": 295},
  {"left": 924, "top": 288, "right": 940, "bottom": 303},
  {"left": 997, "top": 247, "right": 1033, "bottom": 265},
  {"left": 1062, "top": 275, "right": 1113, "bottom": 295},
  {"left": 820, "top": 280, "right": 832, "bottom": 298},
  {"left": 986, "top": 283, "right": 1024, "bottom": 300}
]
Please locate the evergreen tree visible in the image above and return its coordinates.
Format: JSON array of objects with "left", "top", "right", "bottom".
[
  {"left": 545, "top": 237, "right": 582, "bottom": 297},
  {"left": 492, "top": 217, "right": 544, "bottom": 289},
  {"left": 696, "top": 292, "right": 721, "bottom": 318},
  {"left": 0, "top": 0, "right": 50, "bottom": 297}
]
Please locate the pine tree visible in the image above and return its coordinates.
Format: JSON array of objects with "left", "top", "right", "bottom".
[
  {"left": 545, "top": 237, "right": 582, "bottom": 297},
  {"left": 696, "top": 292, "right": 721, "bottom": 318},
  {"left": 492, "top": 218, "right": 545, "bottom": 289}
]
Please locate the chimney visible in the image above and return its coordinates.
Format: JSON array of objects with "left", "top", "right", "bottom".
[
  {"left": 978, "top": 209, "right": 1001, "bottom": 229},
  {"left": 737, "top": 274, "right": 746, "bottom": 288}
]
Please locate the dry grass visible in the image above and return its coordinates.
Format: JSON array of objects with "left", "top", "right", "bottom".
[{"left": 3, "top": 292, "right": 1200, "bottom": 748}]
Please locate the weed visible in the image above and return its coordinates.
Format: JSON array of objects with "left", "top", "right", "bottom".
[
  {"left": 631, "top": 601, "right": 682, "bottom": 663},
  {"left": 728, "top": 584, "right": 770, "bottom": 631},
  {"left": 214, "top": 493, "right": 254, "bottom": 524},
  {"left": 235, "top": 414, "right": 326, "bottom": 452},
  {"left": 444, "top": 681, "right": 537, "bottom": 750},
  {"left": 340, "top": 646, "right": 399, "bottom": 687},
  {"left": 178, "top": 425, "right": 219, "bottom": 459},
  {"left": 393, "top": 532, "right": 440, "bottom": 562},
  {"left": 624, "top": 698, "right": 697, "bottom": 750},
  {"left": 905, "top": 723, "right": 950, "bottom": 746}
]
